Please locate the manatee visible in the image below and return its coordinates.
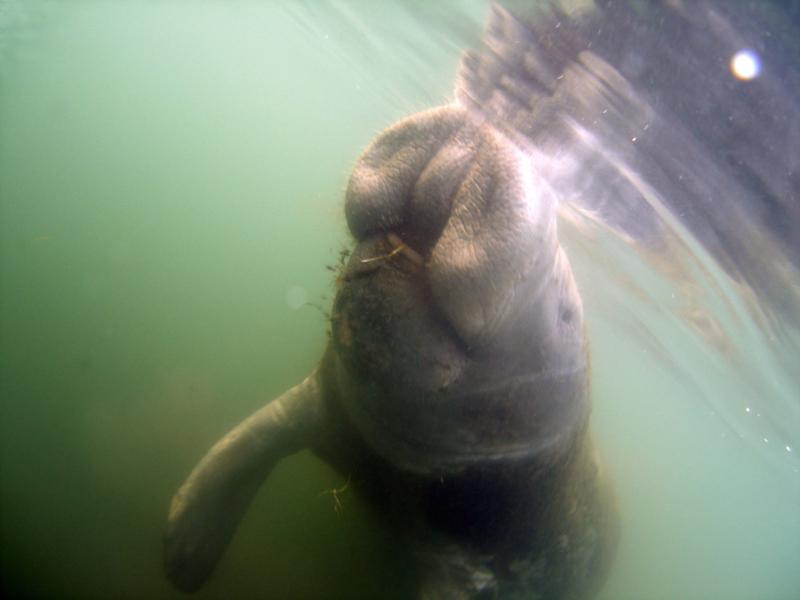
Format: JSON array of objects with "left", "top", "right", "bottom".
[{"left": 164, "top": 104, "right": 619, "bottom": 599}]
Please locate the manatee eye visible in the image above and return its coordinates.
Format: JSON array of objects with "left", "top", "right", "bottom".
[{"left": 560, "top": 308, "right": 573, "bottom": 323}]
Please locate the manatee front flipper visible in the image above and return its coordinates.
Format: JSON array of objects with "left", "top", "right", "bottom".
[{"left": 164, "top": 370, "right": 325, "bottom": 592}]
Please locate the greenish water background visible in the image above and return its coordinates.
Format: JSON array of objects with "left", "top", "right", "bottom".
[{"left": 1, "top": 2, "right": 798, "bottom": 599}]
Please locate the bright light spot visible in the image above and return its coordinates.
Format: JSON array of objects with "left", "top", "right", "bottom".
[
  {"left": 286, "top": 285, "right": 308, "bottom": 310},
  {"left": 745, "top": 407, "right": 751, "bottom": 413},
  {"left": 763, "top": 437, "right": 769, "bottom": 444},
  {"left": 730, "top": 49, "right": 761, "bottom": 80},
  {"left": 787, "top": 446, "right": 793, "bottom": 453}
]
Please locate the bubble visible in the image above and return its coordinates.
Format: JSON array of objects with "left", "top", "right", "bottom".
[
  {"left": 286, "top": 285, "right": 308, "bottom": 310},
  {"left": 730, "top": 49, "right": 761, "bottom": 81}
]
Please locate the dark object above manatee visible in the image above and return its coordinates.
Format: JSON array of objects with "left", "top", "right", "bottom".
[
  {"left": 164, "top": 102, "right": 618, "bottom": 599},
  {"left": 459, "top": 0, "right": 800, "bottom": 336}
]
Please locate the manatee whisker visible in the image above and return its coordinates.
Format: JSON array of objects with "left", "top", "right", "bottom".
[
  {"left": 360, "top": 232, "right": 425, "bottom": 266},
  {"left": 360, "top": 244, "right": 405, "bottom": 264},
  {"left": 318, "top": 475, "right": 351, "bottom": 516}
]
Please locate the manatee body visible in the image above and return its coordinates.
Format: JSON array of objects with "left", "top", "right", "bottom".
[{"left": 164, "top": 105, "right": 618, "bottom": 599}]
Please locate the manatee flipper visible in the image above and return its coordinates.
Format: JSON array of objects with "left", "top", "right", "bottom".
[{"left": 164, "top": 369, "right": 325, "bottom": 592}]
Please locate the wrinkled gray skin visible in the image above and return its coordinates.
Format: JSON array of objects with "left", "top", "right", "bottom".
[{"left": 164, "top": 105, "right": 618, "bottom": 599}]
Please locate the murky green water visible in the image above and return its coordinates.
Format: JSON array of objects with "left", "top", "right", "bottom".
[{"left": 1, "top": 2, "right": 798, "bottom": 599}]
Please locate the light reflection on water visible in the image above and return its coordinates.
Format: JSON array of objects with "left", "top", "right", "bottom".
[{"left": 0, "top": 1, "right": 798, "bottom": 599}]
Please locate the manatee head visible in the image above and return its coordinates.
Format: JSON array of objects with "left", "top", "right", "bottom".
[{"left": 330, "top": 105, "right": 590, "bottom": 474}]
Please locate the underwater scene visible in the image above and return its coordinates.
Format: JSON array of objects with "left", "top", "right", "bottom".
[{"left": 1, "top": 1, "right": 798, "bottom": 599}]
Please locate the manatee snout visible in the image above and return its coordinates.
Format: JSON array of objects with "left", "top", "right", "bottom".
[{"left": 341, "top": 104, "right": 561, "bottom": 355}]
